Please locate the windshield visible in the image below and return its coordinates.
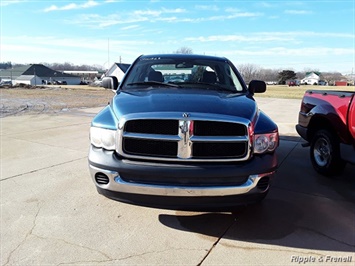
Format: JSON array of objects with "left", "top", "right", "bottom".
[{"left": 121, "top": 56, "right": 245, "bottom": 92}]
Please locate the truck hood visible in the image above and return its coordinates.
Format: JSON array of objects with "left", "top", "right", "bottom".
[{"left": 111, "top": 88, "right": 258, "bottom": 121}]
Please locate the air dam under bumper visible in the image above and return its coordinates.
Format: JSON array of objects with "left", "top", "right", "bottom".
[{"left": 88, "top": 146, "right": 277, "bottom": 208}]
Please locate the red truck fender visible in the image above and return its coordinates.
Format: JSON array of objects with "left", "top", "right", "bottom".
[{"left": 348, "top": 95, "right": 355, "bottom": 140}]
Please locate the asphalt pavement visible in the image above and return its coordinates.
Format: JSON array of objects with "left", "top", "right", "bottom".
[{"left": 1, "top": 98, "right": 354, "bottom": 265}]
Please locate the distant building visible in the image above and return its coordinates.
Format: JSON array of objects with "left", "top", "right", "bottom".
[
  {"left": 104, "top": 63, "right": 130, "bottom": 82},
  {"left": 335, "top": 81, "right": 348, "bottom": 86},
  {"left": 0, "top": 64, "right": 81, "bottom": 85},
  {"left": 301, "top": 72, "right": 322, "bottom": 85},
  {"left": 63, "top": 70, "right": 101, "bottom": 82},
  {"left": 14, "top": 75, "right": 43, "bottom": 86}
]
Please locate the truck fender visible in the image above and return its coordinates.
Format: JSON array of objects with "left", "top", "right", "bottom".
[
  {"left": 307, "top": 104, "right": 350, "bottom": 144},
  {"left": 91, "top": 105, "right": 118, "bottom": 130}
]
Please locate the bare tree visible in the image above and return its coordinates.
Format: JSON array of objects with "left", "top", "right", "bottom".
[
  {"left": 257, "top": 68, "right": 280, "bottom": 82},
  {"left": 173, "top": 47, "right": 193, "bottom": 54},
  {"left": 322, "top": 72, "right": 346, "bottom": 85},
  {"left": 237, "top": 63, "right": 261, "bottom": 84},
  {"left": 0, "top": 61, "right": 12, "bottom": 69},
  {"left": 43, "top": 62, "right": 104, "bottom": 71}
]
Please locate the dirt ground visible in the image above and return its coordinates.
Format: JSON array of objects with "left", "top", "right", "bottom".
[
  {"left": 0, "top": 85, "right": 113, "bottom": 117},
  {"left": 2, "top": 84, "right": 353, "bottom": 117}
]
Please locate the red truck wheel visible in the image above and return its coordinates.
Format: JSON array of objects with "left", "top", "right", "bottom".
[{"left": 310, "top": 130, "right": 346, "bottom": 176}]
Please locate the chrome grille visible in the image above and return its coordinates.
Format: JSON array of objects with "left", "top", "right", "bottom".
[{"left": 118, "top": 115, "right": 251, "bottom": 162}]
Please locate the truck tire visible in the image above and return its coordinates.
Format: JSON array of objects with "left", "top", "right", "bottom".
[{"left": 310, "top": 129, "right": 346, "bottom": 176}]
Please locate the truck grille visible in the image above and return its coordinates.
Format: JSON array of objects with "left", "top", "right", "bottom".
[
  {"left": 125, "top": 119, "right": 179, "bottom": 135},
  {"left": 193, "top": 142, "right": 247, "bottom": 158},
  {"left": 194, "top": 121, "right": 246, "bottom": 136},
  {"left": 123, "top": 138, "right": 178, "bottom": 157},
  {"left": 119, "top": 117, "right": 250, "bottom": 162}
]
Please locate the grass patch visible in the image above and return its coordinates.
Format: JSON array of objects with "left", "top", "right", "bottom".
[{"left": 259, "top": 85, "right": 354, "bottom": 99}]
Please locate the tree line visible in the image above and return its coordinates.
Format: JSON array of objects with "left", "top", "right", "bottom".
[
  {"left": 172, "top": 48, "right": 348, "bottom": 85},
  {"left": 237, "top": 63, "right": 347, "bottom": 85},
  {"left": 0, "top": 61, "right": 103, "bottom": 72}
]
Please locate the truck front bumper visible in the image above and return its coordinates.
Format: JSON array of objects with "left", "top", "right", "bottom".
[{"left": 88, "top": 146, "right": 278, "bottom": 209}]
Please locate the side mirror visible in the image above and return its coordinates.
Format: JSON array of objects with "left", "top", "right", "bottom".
[
  {"left": 102, "top": 76, "right": 119, "bottom": 90},
  {"left": 248, "top": 80, "right": 266, "bottom": 94}
]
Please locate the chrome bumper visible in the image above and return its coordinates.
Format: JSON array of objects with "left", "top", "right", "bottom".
[{"left": 89, "top": 164, "right": 274, "bottom": 197}]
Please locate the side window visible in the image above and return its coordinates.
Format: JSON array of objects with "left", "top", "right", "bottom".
[
  {"left": 230, "top": 70, "right": 243, "bottom": 91},
  {"left": 224, "top": 65, "right": 242, "bottom": 91}
]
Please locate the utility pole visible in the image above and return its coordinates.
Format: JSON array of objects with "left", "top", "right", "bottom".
[
  {"left": 10, "top": 69, "right": 13, "bottom": 87},
  {"left": 34, "top": 67, "right": 36, "bottom": 86},
  {"left": 108, "top": 38, "right": 110, "bottom": 68}
]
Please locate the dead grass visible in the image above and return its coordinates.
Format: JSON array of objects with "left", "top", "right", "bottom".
[
  {"left": 259, "top": 85, "right": 354, "bottom": 99},
  {"left": 1, "top": 84, "right": 354, "bottom": 117},
  {"left": 0, "top": 85, "right": 113, "bottom": 116},
  {"left": 1, "top": 86, "right": 112, "bottom": 106}
]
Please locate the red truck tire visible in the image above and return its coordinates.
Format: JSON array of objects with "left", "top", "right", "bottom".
[{"left": 310, "top": 129, "right": 346, "bottom": 176}]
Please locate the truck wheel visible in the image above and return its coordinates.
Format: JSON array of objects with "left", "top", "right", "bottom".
[{"left": 310, "top": 130, "right": 346, "bottom": 176}]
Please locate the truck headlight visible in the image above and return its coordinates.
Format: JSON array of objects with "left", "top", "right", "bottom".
[
  {"left": 90, "top": 127, "right": 116, "bottom": 150},
  {"left": 254, "top": 132, "right": 278, "bottom": 154}
]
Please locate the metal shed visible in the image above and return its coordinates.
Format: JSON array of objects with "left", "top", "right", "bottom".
[{"left": 14, "top": 75, "right": 43, "bottom": 86}]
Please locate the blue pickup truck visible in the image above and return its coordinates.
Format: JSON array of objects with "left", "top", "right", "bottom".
[{"left": 88, "top": 54, "right": 279, "bottom": 210}]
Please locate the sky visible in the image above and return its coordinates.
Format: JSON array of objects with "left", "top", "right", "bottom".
[{"left": 1, "top": 0, "right": 354, "bottom": 74}]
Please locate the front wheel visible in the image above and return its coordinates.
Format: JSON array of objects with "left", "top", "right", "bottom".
[{"left": 310, "top": 130, "right": 346, "bottom": 176}]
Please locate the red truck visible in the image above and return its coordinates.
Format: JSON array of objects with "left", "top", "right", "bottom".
[{"left": 296, "top": 90, "right": 355, "bottom": 176}]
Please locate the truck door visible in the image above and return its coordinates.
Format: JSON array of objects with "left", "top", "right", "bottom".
[{"left": 349, "top": 95, "right": 355, "bottom": 140}]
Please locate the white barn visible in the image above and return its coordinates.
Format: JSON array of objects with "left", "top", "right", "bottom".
[
  {"left": 104, "top": 63, "right": 130, "bottom": 83},
  {"left": 301, "top": 72, "right": 321, "bottom": 85}
]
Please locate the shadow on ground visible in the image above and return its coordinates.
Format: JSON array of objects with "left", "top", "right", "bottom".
[{"left": 159, "top": 138, "right": 355, "bottom": 252}]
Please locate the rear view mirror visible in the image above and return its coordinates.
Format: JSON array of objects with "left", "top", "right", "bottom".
[
  {"left": 249, "top": 80, "right": 266, "bottom": 94},
  {"left": 175, "top": 62, "right": 194, "bottom": 68},
  {"left": 102, "top": 76, "right": 119, "bottom": 90}
]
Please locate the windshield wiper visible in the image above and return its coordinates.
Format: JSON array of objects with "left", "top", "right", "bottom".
[{"left": 126, "top": 81, "right": 180, "bottom": 88}]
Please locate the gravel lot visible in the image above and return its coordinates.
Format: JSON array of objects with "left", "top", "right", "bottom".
[{"left": 0, "top": 85, "right": 113, "bottom": 117}]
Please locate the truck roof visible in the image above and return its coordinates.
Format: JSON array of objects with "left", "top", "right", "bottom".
[{"left": 138, "top": 53, "right": 229, "bottom": 62}]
